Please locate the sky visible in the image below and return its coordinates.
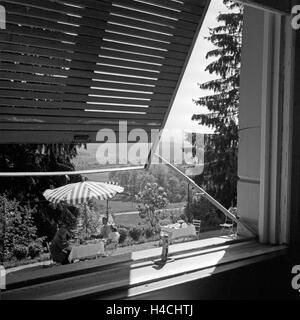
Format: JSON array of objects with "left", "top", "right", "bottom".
[{"left": 163, "top": 0, "right": 228, "bottom": 138}]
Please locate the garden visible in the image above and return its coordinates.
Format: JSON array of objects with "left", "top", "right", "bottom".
[{"left": 0, "top": 180, "right": 224, "bottom": 270}]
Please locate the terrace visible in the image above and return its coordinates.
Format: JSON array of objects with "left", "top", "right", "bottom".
[{"left": 0, "top": 0, "right": 299, "bottom": 300}]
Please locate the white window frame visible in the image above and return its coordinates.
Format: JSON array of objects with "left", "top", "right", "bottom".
[{"left": 259, "top": 10, "right": 294, "bottom": 244}]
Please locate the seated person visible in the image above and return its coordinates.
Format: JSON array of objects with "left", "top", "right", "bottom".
[
  {"left": 99, "top": 217, "right": 111, "bottom": 239},
  {"left": 105, "top": 224, "right": 120, "bottom": 250},
  {"left": 50, "top": 224, "right": 72, "bottom": 265}
]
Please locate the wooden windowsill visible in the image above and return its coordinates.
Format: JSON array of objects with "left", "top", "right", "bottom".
[
  {"left": 4, "top": 235, "right": 248, "bottom": 290},
  {"left": 1, "top": 236, "right": 287, "bottom": 300}
]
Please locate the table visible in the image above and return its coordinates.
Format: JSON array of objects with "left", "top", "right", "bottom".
[
  {"left": 68, "top": 241, "right": 105, "bottom": 263},
  {"left": 160, "top": 224, "right": 197, "bottom": 241}
]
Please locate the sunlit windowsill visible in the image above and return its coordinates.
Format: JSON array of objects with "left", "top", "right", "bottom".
[{"left": 2, "top": 235, "right": 287, "bottom": 300}]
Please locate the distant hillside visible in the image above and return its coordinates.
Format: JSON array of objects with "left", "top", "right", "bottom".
[{"left": 72, "top": 139, "right": 204, "bottom": 171}]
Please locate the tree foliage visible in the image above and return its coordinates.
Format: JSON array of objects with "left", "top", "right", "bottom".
[
  {"left": 0, "top": 194, "right": 45, "bottom": 261},
  {"left": 192, "top": 0, "right": 243, "bottom": 208},
  {"left": 136, "top": 183, "right": 169, "bottom": 229},
  {"left": 109, "top": 164, "right": 188, "bottom": 203},
  {"left": 0, "top": 201, "right": 4, "bottom": 262},
  {"left": 185, "top": 196, "right": 223, "bottom": 232},
  {"left": 0, "top": 144, "right": 82, "bottom": 240}
]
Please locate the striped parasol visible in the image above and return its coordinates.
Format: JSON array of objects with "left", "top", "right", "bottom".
[{"left": 43, "top": 181, "right": 124, "bottom": 206}]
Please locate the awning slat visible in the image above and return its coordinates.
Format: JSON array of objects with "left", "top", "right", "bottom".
[
  {"left": 110, "top": 6, "right": 199, "bottom": 32},
  {"left": 0, "top": 107, "right": 165, "bottom": 120},
  {"left": 112, "top": 0, "right": 203, "bottom": 24},
  {"left": 0, "top": 64, "right": 178, "bottom": 88},
  {"left": 102, "top": 32, "right": 190, "bottom": 54},
  {"left": 4, "top": 23, "right": 105, "bottom": 47},
  {"left": 0, "top": 123, "right": 161, "bottom": 131},
  {"left": 105, "top": 24, "right": 192, "bottom": 46},
  {"left": 1, "top": 131, "right": 154, "bottom": 143},
  {"left": 0, "top": 83, "right": 173, "bottom": 102},
  {"left": 0, "top": 80, "right": 173, "bottom": 101},
  {"left": 0, "top": 99, "right": 168, "bottom": 114},
  {"left": 5, "top": 13, "right": 106, "bottom": 38},
  {"left": 0, "top": 70, "right": 177, "bottom": 89},
  {"left": 107, "top": 14, "right": 195, "bottom": 39},
  {"left": 100, "top": 40, "right": 188, "bottom": 61},
  {"left": 0, "top": 115, "right": 162, "bottom": 127},
  {"left": 3, "top": 0, "right": 111, "bottom": 23},
  {"left": 0, "top": 71, "right": 175, "bottom": 94},
  {"left": 0, "top": 62, "right": 179, "bottom": 83},
  {"left": 145, "top": 0, "right": 207, "bottom": 13}
]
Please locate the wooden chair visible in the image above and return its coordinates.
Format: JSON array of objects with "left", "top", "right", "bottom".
[
  {"left": 220, "top": 216, "right": 234, "bottom": 235},
  {"left": 220, "top": 208, "right": 238, "bottom": 236},
  {"left": 192, "top": 219, "right": 202, "bottom": 237}
]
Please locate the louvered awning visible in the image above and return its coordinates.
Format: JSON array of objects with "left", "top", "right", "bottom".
[{"left": 0, "top": 0, "right": 210, "bottom": 143}]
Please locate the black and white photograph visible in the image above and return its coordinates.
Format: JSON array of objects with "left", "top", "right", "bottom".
[{"left": 0, "top": 0, "right": 300, "bottom": 303}]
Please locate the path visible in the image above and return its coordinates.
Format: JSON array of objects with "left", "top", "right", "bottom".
[{"left": 113, "top": 207, "right": 185, "bottom": 216}]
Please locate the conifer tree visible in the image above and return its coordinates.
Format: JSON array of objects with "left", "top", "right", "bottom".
[{"left": 192, "top": 0, "right": 243, "bottom": 209}]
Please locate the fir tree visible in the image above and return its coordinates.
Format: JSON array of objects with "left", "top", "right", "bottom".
[{"left": 192, "top": 0, "right": 243, "bottom": 209}]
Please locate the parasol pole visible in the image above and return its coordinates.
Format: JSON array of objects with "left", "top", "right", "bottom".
[
  {"left": 84, "top": 203, "right": 88, "bottom": 237},
  {"left": 106, "top": 199, "right": 109, "bottom": 220}
]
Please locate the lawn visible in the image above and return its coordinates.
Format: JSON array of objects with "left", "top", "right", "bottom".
[
  {"left": 113, "top": 213, "right": 143, "bottom": 227},
  {"left": 94, "top": 200, "right": 186, "bottom": 214},
  {"left": 101, "top": 200, "right": 186, "bottom": 227}
]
